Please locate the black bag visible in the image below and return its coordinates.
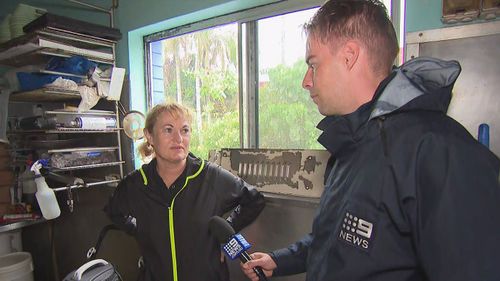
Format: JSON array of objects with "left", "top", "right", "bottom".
[{"left": 63, "top": 225, "right": 123, "bottom": 281}]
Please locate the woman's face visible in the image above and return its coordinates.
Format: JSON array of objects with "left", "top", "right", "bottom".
[{"left": 145, "top": 111, "right": 191, "bottom": 165}]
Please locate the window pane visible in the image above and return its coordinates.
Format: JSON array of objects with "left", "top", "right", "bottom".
[
  {"left": 149, "top": 24, "right": 240, "bottom": 158},
  {"left": 258, "top": 8, "right": 323, "bottom": 149}
]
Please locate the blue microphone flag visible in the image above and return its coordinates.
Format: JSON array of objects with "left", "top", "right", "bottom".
[{"left": 223, "top": 233, "right": 251, "bottom": 260}]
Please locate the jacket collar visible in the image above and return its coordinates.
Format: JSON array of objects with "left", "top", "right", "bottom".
[
  {"left": 317, "top": 97, "right": 373, "bottom": 156},
  {"left": 317, "top": 57, "right": 461, "bottom": 156},
  {"left": 141, "top": 152, "right": 203, "bottom": 187}
]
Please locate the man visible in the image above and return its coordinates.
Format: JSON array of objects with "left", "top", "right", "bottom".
[{"left": 241, "top": 0, "right": 500, "bottom": 280}]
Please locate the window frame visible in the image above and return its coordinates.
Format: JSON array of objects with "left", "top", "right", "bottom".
[
  {"left": 144, "top": 0, "right": 323, "bottom": 150},
  {"left": 143, "top": 0, "right": 400, "bottom": 150}
]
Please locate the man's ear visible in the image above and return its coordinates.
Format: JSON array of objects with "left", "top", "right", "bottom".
[{"left": 342, "top": 40, "right": 360, "bottom": 71}]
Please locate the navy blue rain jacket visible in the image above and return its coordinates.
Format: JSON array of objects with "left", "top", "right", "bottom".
[{"left": 271, "top": 57, "right": 500, "bottom": 281}]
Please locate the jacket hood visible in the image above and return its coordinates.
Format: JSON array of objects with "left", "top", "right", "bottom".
[
  {"left": 317, "top": 57, "right": 461, "bottom": 155},
  {"left": 370, "top": 57, "right": 461, "bottom": 119}
]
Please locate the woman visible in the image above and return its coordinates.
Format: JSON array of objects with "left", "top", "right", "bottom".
[{"left": 105, "top": 103, "right": 265, "bottom": 281}]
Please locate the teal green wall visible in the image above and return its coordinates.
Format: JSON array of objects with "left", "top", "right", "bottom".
[
  {"left": 405, "top": 0, "right": 499, "bottom": 33},
  {"left": 406, "top": 0, "right": 443, "bottom": 32}
]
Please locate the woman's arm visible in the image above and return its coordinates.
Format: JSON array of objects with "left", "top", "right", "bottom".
[
  {"left": 103, "top": 179, "right": 137, "bottom": 235},
  {"left": 212, "top": 164, "right": 265, "bottom": 232}
]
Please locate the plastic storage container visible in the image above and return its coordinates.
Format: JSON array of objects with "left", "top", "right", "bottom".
[
  {"left": 0, "top": 252, "right": 34, "bottom": 281},
  {"left": 0, "top": 230, "right": 22, "bottom": 256}
]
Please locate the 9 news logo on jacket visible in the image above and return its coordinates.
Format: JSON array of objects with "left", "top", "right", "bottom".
[{"left": 338, "top": 211, "right": 374, "bottom": 251}]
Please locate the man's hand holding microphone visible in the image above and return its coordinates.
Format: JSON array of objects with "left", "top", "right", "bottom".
[
  {"left": 239, "top": 252, "right": 276, "bottom": 281},
  {"left": 209, "top": 216, "right": 276, "bottom": 281}
]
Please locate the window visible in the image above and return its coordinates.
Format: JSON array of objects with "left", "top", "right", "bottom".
[
  {"left": 257, "top": 8, "right": 323, "bottom": 149},
  {"left": 148, "top": 24, "right": 239, "bottom": 158},
  {"left": 145, "top": 0, "right": 397, "bottom": 157}
]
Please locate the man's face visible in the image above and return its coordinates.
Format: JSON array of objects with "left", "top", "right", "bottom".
[{"left": 302, "top": 35, "right": 351, "bottom": 116}]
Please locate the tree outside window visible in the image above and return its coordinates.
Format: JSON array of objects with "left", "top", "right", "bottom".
[{"left": 152, "top": 24, "right": 240, "bottom": 158}]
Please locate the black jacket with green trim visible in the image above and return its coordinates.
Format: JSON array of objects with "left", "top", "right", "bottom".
[{"left": 105, "top": 153, "right": 265, "bottom": 281}]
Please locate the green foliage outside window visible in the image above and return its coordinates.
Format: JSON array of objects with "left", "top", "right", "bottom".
[
  {"left": 157, "top": 26, "right": 323, "bottom": 159},
  {"left": 259, "top": 61, "right": 323, "bottom": 149}
]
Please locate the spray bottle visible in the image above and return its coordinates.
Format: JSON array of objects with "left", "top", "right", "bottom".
[{"left": 30, "top": 160, "right": 61, "bottom": 220}]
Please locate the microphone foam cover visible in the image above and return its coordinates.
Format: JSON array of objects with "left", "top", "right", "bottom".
[{"left": 209, "top": 216, "right": 235, "bottom": 243}]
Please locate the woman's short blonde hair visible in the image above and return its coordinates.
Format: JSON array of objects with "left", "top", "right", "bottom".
[{"left": 137, "top": 103, "right": 193, "bottom": 159}]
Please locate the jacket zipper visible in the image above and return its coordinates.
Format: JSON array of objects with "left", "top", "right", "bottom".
[{"left": 168, "top": 160, "right": 205, "bottom": 281}]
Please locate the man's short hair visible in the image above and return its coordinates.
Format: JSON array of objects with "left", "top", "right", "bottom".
[{"left": 305, "top": 0, "right": 399, "bottom": 76}]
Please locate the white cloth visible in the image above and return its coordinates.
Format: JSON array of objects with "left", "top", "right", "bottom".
[{"left": 77, "top": 85, "right": 100, "bottom": 112}]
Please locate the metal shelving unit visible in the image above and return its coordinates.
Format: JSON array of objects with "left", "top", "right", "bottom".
[{"left": 2, "top": 26, "right": 124, "bottom": 192}]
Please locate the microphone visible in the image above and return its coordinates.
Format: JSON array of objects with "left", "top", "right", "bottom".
[{"left": 209, "top": 216, "right": 268, "bottom": 281}]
